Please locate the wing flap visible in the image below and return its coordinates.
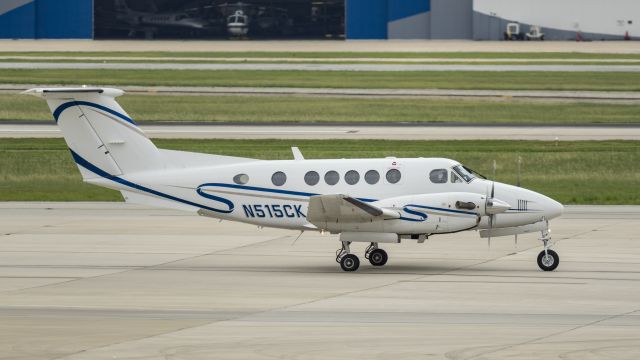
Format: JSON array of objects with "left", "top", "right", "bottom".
[{"left": 307, "top": 194, "right": 399, "bottom": 229}]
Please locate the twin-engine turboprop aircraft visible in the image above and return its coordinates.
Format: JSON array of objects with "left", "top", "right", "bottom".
[{"left": 25, "top": 88, "right": 564, "bottom": 272}]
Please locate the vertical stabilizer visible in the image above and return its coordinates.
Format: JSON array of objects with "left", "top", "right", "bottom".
[{"left": 24, "top": 88, "right": 164, "bottom": 179}]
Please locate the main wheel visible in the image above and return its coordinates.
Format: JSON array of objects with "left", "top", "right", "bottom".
[
  {"left": 340, "top": 254, "right": 360, "bottom": 272},
  {"left": 368, "top": 249, "right": 388, "bottom": 266},
  {"left": 537, "top": 249, "right": 559, "bottom": 271}
]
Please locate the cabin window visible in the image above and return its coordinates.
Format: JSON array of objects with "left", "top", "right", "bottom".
[
  {"left": 304, "top": 171, "right": 320, "bottom": 186},
  {"left": 324, "top": 170, "right": 339, "bottom": 185},
  {"left": 271, "top": 171, "right": 287, "bottom": 186},
  {"left": 429, "top": 169, "right": 448, "bottom": 183},
  {"left": 233, "top": 173, "right": 249, "bottom": 185},
  {"left": 364, "top": 170, "right": 379, "bottom": 184},
  {"left": 386, "top": 169, "right": 401, "bottom": 184},
  {"left": 451, "top": 172, "right": 463, "bottom": 183},
  {"left": 345, "top": 170, "right": 360, "bottom": 185}
]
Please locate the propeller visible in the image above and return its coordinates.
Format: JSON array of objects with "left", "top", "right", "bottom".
[
  {"left": 484, "top": 181, "right": 511, "bottom": 248},
  {"left": 486, "top": 182, "right": 494, "bottom": 248}
]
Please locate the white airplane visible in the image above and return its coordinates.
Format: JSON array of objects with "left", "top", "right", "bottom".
[
  {"left": 25, "top": 88, "right": 564, "bottom": 272},
  {"left": 113, "top": 0, "right": 209, "bottom": 36}
]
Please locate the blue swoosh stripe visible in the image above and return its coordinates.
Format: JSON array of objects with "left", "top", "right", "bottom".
[
  {"left": 405, "top": 203, "right": 478, "bottom": 216},
  {"left": 399, "top": 206, "right": 428, "bottom": 222},
  {"left": 198, "top": 183, "right": 377, "bottom": 203},
  {"left": 53, "top": 101, "right": 136, "bottom": 125},
  {"left": 69, "top": 149, "right": 233, "bottom": 214}
]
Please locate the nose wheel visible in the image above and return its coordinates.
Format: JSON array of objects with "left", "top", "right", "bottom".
[
  {"left": 537, "top": 228, "right": 559, "bottom": 271},
  {"left": 537, "top": 249, "right": 559, "bottom": 271}
]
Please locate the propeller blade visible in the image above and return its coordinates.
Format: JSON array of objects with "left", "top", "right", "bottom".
[
  {"left": 487, "top": 214, "right": 493, "bottom": 248},
  {"left": 491, "top": 181, "right": 495, "bottom": 198}
]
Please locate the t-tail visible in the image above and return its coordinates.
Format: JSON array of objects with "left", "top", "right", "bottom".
[
  {"left": 24, "top": 88, "right": 165, "bottom": 180},
  {"left": 24, "top": 87, "right": 254, "bottom": 211}
]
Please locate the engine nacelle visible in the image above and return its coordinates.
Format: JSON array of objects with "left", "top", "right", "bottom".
[
  {"left": 312, "top": 192, "right": 486, "bottom": 235},
  {"left": 374, "top": 192, "right": 485, "bottom": 234}
]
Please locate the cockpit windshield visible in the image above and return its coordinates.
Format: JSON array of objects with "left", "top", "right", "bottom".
[{"left": 452, "top": 165, "right": 475, "bottom": 182}]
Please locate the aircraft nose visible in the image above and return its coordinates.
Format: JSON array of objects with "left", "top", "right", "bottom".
[{"left": 544, "top": 197, "right": 564, "bottom": 219}]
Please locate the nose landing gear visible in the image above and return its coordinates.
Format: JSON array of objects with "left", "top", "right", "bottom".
[{"left": 537, "top": 229, "right": 559, "bottom": 271}]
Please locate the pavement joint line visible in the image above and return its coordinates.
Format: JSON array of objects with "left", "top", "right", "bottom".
[
  {"left": 0, "top": 235, "right": 290, "bottom": 296},
  {"left": 48, "top": 320, "right": 214, "bottom": 360},
  {"left": 39, "top": 235, "right": 424, "bottom": 358},
  {"left": 446, "top": 219, "right": 640, "bottom": 359},
  {"left": 465, "top": 308, "right": 640, "bottom": 360}
]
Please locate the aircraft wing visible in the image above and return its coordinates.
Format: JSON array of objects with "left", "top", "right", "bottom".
[{"left": 307, "top": 194, "right": 400, "bottom": 229}]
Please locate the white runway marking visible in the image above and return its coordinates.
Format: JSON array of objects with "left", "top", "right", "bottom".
[
  {"left": 1, "top": 124, "right": 639, "bottom": 140},
  {"left": 4, "top": 84, "right": 640, "bottom": 101}
]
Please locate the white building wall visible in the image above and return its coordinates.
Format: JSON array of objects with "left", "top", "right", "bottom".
[{"left": 474, "top": 0, "right": 639, "bottom": 37}]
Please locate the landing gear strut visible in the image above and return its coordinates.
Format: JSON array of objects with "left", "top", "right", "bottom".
[
  {"left": 365, "top": 242, "right": 388, "bottom": 266},
  {"left": 336, "top": 241, "right": 359, "bottom": 271},
  {"left": 537, "top": 229, "right": 559, "bottom": 271}
]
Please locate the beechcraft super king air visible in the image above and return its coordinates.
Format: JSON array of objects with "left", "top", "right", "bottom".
[{"left": 26, "top": 88, "right": 564, "bottom": 272}]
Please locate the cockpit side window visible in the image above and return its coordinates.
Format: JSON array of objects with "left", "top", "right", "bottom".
[
  {"left": 451, "top": 172, "right": 463, "bottom": 183},
  {"left": 429, "top": 169, "right": 448, "bottom": 184},
  {"left": 452, "top": 165, "right": 475, "bottom": 182}
]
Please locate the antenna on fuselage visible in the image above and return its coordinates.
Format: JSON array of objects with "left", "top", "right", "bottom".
[
  {"left": 291, "top": 231, "right": 304, "bottom": 246},
  {"left": 291, "top": 147, "right": 304, "bottom": 160}
]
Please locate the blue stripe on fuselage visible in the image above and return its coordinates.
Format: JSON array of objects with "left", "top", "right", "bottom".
[
  {"left": 197, "top": 183, "right": 377, "bottom": 203},
  {"left": 69, "top": 149, "right": 233, "bottom": 213}
]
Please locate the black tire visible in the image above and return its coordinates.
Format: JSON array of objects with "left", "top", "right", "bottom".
[
  {"left": 368, "top": 249, "right": 388, "bottom": 266},
  {"left": 340, "top": 254, "right": 360, "bottom": 272},
  {"left": 537, "top": 250, "right": 559, "bottom": 271}
]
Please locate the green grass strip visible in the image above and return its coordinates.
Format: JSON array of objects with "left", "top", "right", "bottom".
[
  {"left": 2, "top": 94, "right": 639, "bottom": 124},
  {"left": 3, "top": 69, "right": 640, "bottom": 91},
  {"left": 1, "top": 138, "right": 638, "bottom": 204}
]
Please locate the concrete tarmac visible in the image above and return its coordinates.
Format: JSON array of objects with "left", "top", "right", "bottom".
[
  {"left": 2, "top": 40, "right": 640, "bottom": 54},
  {"left": 3, "top": 62, "right": 640, "bottom": 72},
  {"left": 2, "top": 123, "right": 640, "bottom": 140},
  {"left": 1, "top": 202, "right": 639, "bottom": 359}
]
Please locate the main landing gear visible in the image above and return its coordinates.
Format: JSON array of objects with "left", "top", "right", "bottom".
[
  {"left": 537, "top": 229, "right": 559, "bottom": 271},
  {"left": 336, "top": 241, "right": 388, "bottom": 272}
]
